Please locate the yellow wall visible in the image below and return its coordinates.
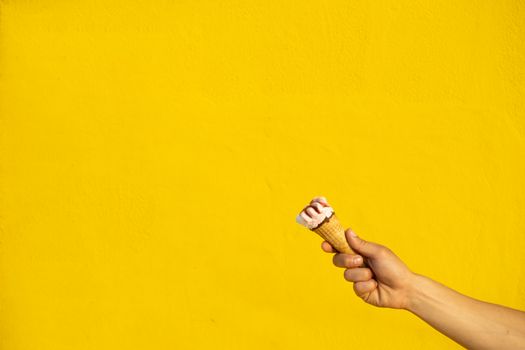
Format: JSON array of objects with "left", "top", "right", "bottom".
[{"left": 1, "top": 1, "right": 524, "bottom": 349}]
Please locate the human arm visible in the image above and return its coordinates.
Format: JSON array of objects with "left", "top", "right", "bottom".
[{"left": 323, "top": 229, "right": 525, "bottom": 349}]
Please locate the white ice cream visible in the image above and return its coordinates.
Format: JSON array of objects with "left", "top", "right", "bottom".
[{"left": 296, "top": 197, "right": 334, "bottom": 230}]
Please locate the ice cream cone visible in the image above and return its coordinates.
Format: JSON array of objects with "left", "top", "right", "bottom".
[
  {"left": 296, "top": 197, "right": 356, "bottom": 254},
  {"left": 312, "top": 214, "right": 354, "bottom": 254}
]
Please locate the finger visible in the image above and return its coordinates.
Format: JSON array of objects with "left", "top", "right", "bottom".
[
  {"left": 321, "top": 241, "right": 336, "bottom": 253},
  {"left": 305, "top": 206, "right": 317, "bottom": 218},
  {"left": 333, "top": 253, "right": 364, "bottom": 268},
  {"left": 345, "top": 229, "right": 385, "bottom": 259},
  {"left": 353, "top": 280, "right": 378, "bottom": 298},
  {"left": 344, "top": 268, "right": 373, "bottom": 282}
]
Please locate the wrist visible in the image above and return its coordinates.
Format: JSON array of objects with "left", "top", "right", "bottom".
[{"left": 404, "top": 273, "right": 428, "bottom": 313}]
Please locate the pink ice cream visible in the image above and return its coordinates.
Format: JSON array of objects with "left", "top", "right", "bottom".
[{"left": 295, "top": 196, "right": 334, "bottom": 230}]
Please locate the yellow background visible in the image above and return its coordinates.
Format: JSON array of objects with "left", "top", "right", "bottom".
[{"left": 1, "top": 1, "right": 524, "bottom": 349}]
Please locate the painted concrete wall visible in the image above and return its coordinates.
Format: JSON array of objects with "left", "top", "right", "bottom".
[{"left": 1, "top": 1, "right": 524, "bottom": 349}]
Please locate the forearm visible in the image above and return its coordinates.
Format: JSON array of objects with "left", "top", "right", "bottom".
[{"left": 406, "top": 274, "right": 525, "bottom": 349}]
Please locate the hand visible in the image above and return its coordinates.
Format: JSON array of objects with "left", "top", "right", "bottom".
[{"left": 322, "top": 229, "right": 416, "bottom": 309}]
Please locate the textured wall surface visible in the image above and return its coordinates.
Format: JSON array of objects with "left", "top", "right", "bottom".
[{"left": 1, "top": 1, "right": 524, "bottom": 349}]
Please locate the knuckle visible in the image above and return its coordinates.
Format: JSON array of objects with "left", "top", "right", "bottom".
[
  {"left": 377, "top": 247, "right": 390, "bottom": 258},
  {"left": 345, "top": 256, "right": 355, "bottom": 268}
]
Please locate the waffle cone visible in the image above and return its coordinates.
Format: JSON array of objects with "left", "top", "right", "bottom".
[{"left": 312, "top": 215, "right": 355, "bottom": 254}]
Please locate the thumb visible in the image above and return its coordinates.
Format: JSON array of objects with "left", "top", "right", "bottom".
[{"left": 345, "top": 229, "right": 383, "bottom": 258}]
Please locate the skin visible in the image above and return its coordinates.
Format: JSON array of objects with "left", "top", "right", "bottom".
[{"left": 305, "top": 198, "right": 525, "bottom": 349}]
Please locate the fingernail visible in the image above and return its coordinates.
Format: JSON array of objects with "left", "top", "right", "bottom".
[
  {"left": 353, "top": 256, "right": 363, "bottom": 265},
  {"left": 349, "top": 230, "right": 357, "bottom": 237}
]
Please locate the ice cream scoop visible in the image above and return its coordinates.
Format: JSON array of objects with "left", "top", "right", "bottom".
[{"left": 296, "top": 197, "right": 355, "bottom": 254}]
